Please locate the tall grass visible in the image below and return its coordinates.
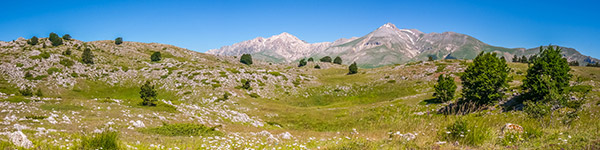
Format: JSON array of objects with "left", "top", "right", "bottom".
[
  {"left": 139, "top": 123, "right": 222, "bottom": 136},
  {"left": 80, "top": 131, "right": 120, "bottom": 150}
]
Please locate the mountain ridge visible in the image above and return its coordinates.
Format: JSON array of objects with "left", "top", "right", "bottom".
[{"left": 207, "top": 23, "right": 599, "bottom": 68}]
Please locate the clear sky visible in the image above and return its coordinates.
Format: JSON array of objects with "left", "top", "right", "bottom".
[{"left": 1, "top": 0, "right": 599, "bottom": 58}]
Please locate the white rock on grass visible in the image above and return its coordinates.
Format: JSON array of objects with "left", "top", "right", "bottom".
[
  {"left": 9, "top": 131, "right": 33, "bottom": 148},
  {"left": 131, "top": 120, "right": 145, "bottom": 128},
  {"left": 279, "top": 132, "right": 293, "bottom": 140}
]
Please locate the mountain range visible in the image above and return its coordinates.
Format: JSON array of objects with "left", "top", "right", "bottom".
[{"left": 207, "top": 23, "right": 599, "bottom": 68}]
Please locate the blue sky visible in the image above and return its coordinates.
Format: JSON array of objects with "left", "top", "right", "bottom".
[{"left": 1, "top": 0, "right": 599, "bottom": 58}]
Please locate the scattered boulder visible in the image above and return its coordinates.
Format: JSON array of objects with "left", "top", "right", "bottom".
[
  {"left": 9, "top": 131, "right": 33, "bottom": 149},
  {"left": 131, "top": 120, "right": 145, "bottom": 128}
]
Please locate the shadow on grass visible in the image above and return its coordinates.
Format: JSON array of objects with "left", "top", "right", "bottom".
[{"left": 420, "top": 98, "right": 443, "bottom": 105}]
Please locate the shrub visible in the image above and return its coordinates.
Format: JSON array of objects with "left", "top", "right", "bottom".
[
  {"left": 80, "top": 131, "right": 119, "bottom": 150},
  {"left": 81, "top": 48, "right": 94, "bottom": 64},
  {"left": 140, "top": 123, "right": 221, "bottom": 136},
  {"left": 307, "top": 57, "right": 314, "bottom": 62},
  {"left": 27, "top": 36, "right": 38, "bottom": 45},
  {"left": 151, "top": 52, "right": 162, "bottom": 62},
  {"left": 39, "top": 51, "right": 51, "bottom": 59},
  {"left": 433, "top": 74, "right": 457, "bottom": 103},
  {"left": 333, "top": 56, "right": 342, "bottom": 64},
  {"left": 298, "top": 58, "right": 307, "bottom": 67},
  {"left": 115, "top": 37, "right": 123, "bottom": 45},
  {"left": 320, "top": 56, "right": 332, "bottom": 63},
  {"left": 63, "top": 48, "right": 72, "bottom": 55},
  {"left": 19, "top": 88, "right": 33, "bottom": 96},
  {"left": 314, "top": 64, "right": 321, "bottom": 69},
  {"left": 49, "top": 32, "right": 63, "bottom": 46},
  {"left": 140, "top": 81, "right": 157, "bottom": 106},
  {"left": 62, "top": 34, "right": 71, "bottom": 40},
  {"left": 441, "top": 119, "right": 490, "bottom": 146},
  {"left": 215, "top": 92, "right": 231, "bottom": 102},
  {"left": 460, "top": 52, "right": 510, "bottom": 106},
  {"left": 241, "top": 79, "right": 252, "bottom": 90},
  {"left": 60, "top": 58, "right": 74, "bottom": 67},
  {"left": 47, "top": 67, "right": 61, "bottom": 74},
  {"left": 35, "top": 89, "right": 43, "bottom": 97},
  {"left": 522, "top": 46, "right": 571, "bottom": 103},
  {"left": 24, "top": 71, "right": 33, "bottom": 79},
  {"left": 348, "top": 62, "right": 358, "bottom": 74},
  {"left": 240, "top": 54, "right": 253, "bottom": 65},
  {"left": 249, "top": 93, "right": 260, "bottom": 98}
]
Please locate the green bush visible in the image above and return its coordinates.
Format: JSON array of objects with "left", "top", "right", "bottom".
[
  {"left": 19, "top": 88, "right": 33, "bottom": 97},
  {"left": 307, "top": 57, "right": 314, "bottom": 62},
  {"left": 80, "top": 131, "right": 120, "bottom": 150},
  {"left": 348, "top": 62, "right": 358, "bottom": 74},
  {"left": 81, "top": 48, "right": 94, "bottom": 64},
  {"left": 47, "top": 67, "right": 61, "bottom": 74},
  {"left": 298, "top": 58, "right": 307, "bottom": 67},
  {"left": 240, "top": 54, "right": 253, "bottom": 65},
  {"left": 27, "top": 36, "right": 38, "bottom": 45},
  {"left": 139, "top": 123, "right": 221, "bottom": 136},
  {"left": 49, "top": 32, "right": 62, "bottom": 46},
  {"left": 140, "top": 81, "right": 157, "bottom": 106},
  {"left": 115, "top": 37, "right": 123, "bottom": 45},
  {"left": 460, "top": 52, "right": 510, "bottom": 106},
  {"left": 60, "top": 58, "right": 74, "bottom": 67},
  {"left": 249, "top": 93, "right": 260, "bottom": 98},
  {"left": 241, "top": 79, "right": 252, "bottom": 90},
  {"left": 39, "top": 51, "right": 51, "bottom": 59},
  {"left": 24, "top": 71, "right": 33, "bottom": 80},
  {"left": 333, "top": 56, "right": 342, "bottom": 64},
  {"left": 314, "top": 64, "right": 321, "bottom": 69},
  {"left": 63, "top": 48, "right": 72, "bottom": 55},
  {"left": 62, "top": 34, "right": 71, "bottom": 40},
  {"left": 441, "top": 119, "right": 490, "bottom": 146},
  {"left": 151, "top": 52, "right": 162, "bottom": 62},
  {"left": 320, "top": 56, "right": 332, "bottom": 63},
  {"left": 433, "top": 74, "right": 457, "bottom": 103}
]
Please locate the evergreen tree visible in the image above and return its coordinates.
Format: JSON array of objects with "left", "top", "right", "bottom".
[
  {"left": 115, "top": 37, "right": 123, "bottom": 45},
  {"left": 314, "top": 64, "right": 321, "bottom": 69},
  {"left": 320, "top": 56, "right": 332, "bottom": 63},
  {"left": 241, "top": 80, "right": 251, "bottom": 90},
  {"left": 63, "top": 48, "right": 72, "bottom": 55},
  {"left": 348, "top": 62, "right": 358, "bottom": 74},
  {"left": 568, "top": 61, "right": 580, "bottom": 66},
  {"left": 49, "top": 32, "right": 63, "bottom": 46},
  {"left": 520, "top": 56, "right": 528, "bottom": 63},
  {"left": 307, "top": 57, "right": 314, "bottom": 62},
  {"left": 433, "top": 74, "right": 457, "bottom": 103},
  {"left": 333, "top": 56, "right": 342, "bottom": 64},
  {"left": 460, "top": 52, "right": 510, "bottom": 106},
  {"left": 298, "top": 58, "right": 307, "bottom": 67},
  {"left": 140, "top": 81, "right": 157, "bottom": 106},
  {"left": 151, "top": 52, "right": 162, "bottom": 62},
  {"left": 522, "top": 46, "right": 572, "bottom": 103},
  {"left": 81, "top": 48, "right": 94, "bottom": 64},
  {"left": 428, "top": 56, "right": 435, "bottom": 61},
  {"left": 27, "top": 36, "right": 39, "bottom": 45},
  {"left": 62, "top": 34, "right": 72, "bottom": 40},
  {"left": 240, "top": 54, "right": 253, "bottom": 65},
  {"left": 512, "top": 55, "right": 518, "bottom": 62}
]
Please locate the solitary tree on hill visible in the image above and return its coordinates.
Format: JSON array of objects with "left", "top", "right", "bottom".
[
  {"left": 433, "top": 74, "right": 457, "bottom": 103},
  {"left": 151, "top": 52, "right": 162, "bottom": 62},
  {"left": 115, "top": 37, "right": 123, "bottom": 45},
  {"left": 27, "top": 36, "right": 38, "bottom": 45},
  {"left": 81, "top": 48, "right": 95, "bottom": 64},
  {"left": 240, "top": 54, "right": 253, "bottom": 65},
  {"left": 298, "top": 58, "right": 307, "bottom": 67},
  {"left": 333, "top": 56, "right": 342, "bottom": 64},
  {"left": 320, "top": 56, "right": 332, "bottom": 63},
  {"left": 49, "top": 32, "right": 63, "bottom": 46},
  {"left": 522, "top": 46, "right": 572, "bottom": 103},
  {"left": 307, "top": 57, "right": 314, "bottom": 62},
  {"left": 348, "top": 62, "right": 358, "bottom": 74},
  {"left": 140, "top": 81, "right": 158, "bottom": 106},
  {"left": 62, "top": 34, "right": 72, "bottom": 40},
  {"left": 460, "top": 52, "right": 510, "bottom": 106}
]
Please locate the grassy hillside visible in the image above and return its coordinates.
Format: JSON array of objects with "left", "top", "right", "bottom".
[{"left": 0, "top": 38, "right": 599, "bottom": 149}]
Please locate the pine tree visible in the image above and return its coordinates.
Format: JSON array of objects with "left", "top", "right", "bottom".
[
  {"left": 348, "top": 62, "right": 358, "bottom": 74},
  {"left": 27, "top": 36, "right": 39, "bottom": 45},
  {"left": 512, "top": 55, "right": 518, "bottom": 62},
  {"left": 298, "top": 58, "right": 307, "bottom": 67},
  {"left": 314, "top": 64, "right": 321, "bottom": 69},
  {"left": 320, "top": 56, "right": 332, "bottom": 63},
  {"left": 460, "top": 52, "right": 510, "bottom": 106},
  {"left": 240, "top": 54, "right": 253, "bottom": 65},
  {"left": 433, "top": 74, "right": 457, "bottom": 103},
  {"left": 115, "top": 37, "right": 123, "bottom": 45},
  {"left": 140, "top": 81, "right": 157, "bottom": 106},
  {"left": 151, "top": 52, "right": 162, "bottom": 62},
  {"left": 307, "top": 57, "right": 314, "bottom": 62},
  {"left": 333, "top": 56, "right": 342, "bottom": 64},
  {"left": 520, "top": 56, "right": 528, "bottom": 63},
  {"left": 49, "top": 32, "right": 63, "bottom": 46},
  {"left": 81, "top": 48, "right": 94, "bottom": 64},
  {"left": 62, "top": 34, "right": 72, "bottom": 40},
  {"left": 522, "top": 46, "right": 572, "bottom": 103}
]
